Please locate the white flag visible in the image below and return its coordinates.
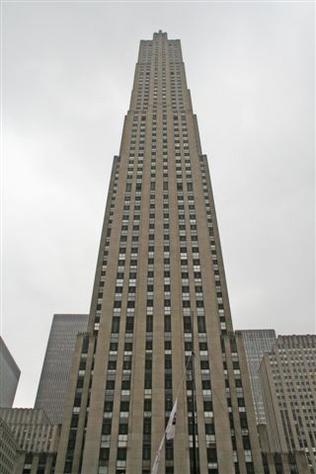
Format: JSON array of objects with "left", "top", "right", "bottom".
[
  {"left": 165, "top": 398, "right": 178, "bottom": 440},
  {"left": 151, "top": 398, "right": 178, "bottom": 474}
]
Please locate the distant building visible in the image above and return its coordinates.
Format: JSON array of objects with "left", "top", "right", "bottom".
[
  {"left": 260, "top": 335, "right": 316, "bottom": 473},
  {"left": 0, "top": 336, "right": 20, "bottom": 407},
  {"left": 0, "top": 417, "right": 20, "bottom": 474},
  {"left": 237, "top": 330, "right": 276, "bottom": 423},
  {"left": 34, "top": 314, "right": 88, "bottom": 424},
  {"left": 0, "top": 408, "right": 60, "bottom": 474}
]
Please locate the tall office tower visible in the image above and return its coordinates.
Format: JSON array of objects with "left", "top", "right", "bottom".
[
  {"left": 259, "top": 335, "right": 316, "bottom": 473},
  {"left": 55, "top": 31, "right": 266, "bottom": 474},
  {"left": 0, "top": 336, "right": 20, "bottom": 407},
  {"left": 35, "top": 314, "right": 89, "bottom": 424},
  {"left": 236, "top": 330, "right": 276, "bottom": 424}
]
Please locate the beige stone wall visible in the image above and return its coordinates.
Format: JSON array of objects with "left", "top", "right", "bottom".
[{"left": 259, "top": 336, "right": 316, "bottom": 473}]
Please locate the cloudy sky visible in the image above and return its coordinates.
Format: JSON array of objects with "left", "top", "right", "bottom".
[{"left": 2, "top": 1, "right": 315, "bottom": 408}]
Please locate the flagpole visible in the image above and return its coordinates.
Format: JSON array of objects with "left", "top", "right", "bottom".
[{"left": 191, "top": 311, "right": 198, "bottom": 474}]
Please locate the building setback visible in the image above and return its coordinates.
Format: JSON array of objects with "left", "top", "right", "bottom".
[
  {"left": 0, "top": 336, "right": 20, "bottom": 408},
  {"left": 34, "top": 314, "right": 88, "bottom": 424},
  {"left": 236, "top": 330, "right": 276, "bottom": 424},
  {"left": 259, "top": 335, "right": 316, "bottom": 473}
]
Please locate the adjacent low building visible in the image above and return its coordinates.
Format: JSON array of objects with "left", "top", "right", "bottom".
[
  {"left": 257, "top": 424, "right": 310, "bottom": 473},
  {"left": 260, "top": 450, "right": 310, "bottom": 474},
  {"left": 0, "top": 417, "right": 20, "bottom": 474},
  {"left": 259, "top": 335, "right": 316, "bottom": 473},
  {"left": 0, "top": 408, "right": 60, "bottom": 473}
]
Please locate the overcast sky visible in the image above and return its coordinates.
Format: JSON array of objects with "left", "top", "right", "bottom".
[{"left": 2, "top": 1, "right": 315, "bottom": 408}]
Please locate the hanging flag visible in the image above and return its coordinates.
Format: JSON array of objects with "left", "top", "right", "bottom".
[
  {"left": 151, "top": 398, "right": 178, "bottom": 474},
  {"left": 165, "top": 398, "right": 178, "bottom": 440}
]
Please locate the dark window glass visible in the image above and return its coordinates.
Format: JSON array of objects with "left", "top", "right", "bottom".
[
  {"left": 119, "top": 423, "right": 128, "bottom": 434},
  {"left": 207, "top": 448, "right": 217, "bottom": 463},
  {"left": 120, "top": 401, "right": 130, "bottom": 412},
  {"left": 205, "top": 423, "right": 215, "bottom": 434},
  {"left": 117, "top": 448, "right": 127, "bottom": 460},
  {"left": 104, "top": 401, "right": 113, "bottom": 412},
  {"left": 197, "top": 317, "right": 206, "bottom": 332},
  {"left": 108, "top": 360, "right": 116, "bottom": 370},
  {"left": 102, "top": 421, "right": 112, "bottom": 435}
]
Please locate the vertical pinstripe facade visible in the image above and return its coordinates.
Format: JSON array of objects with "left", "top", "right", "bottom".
[
  {"left": 0, "top": 417, "right": 19, "bottom": 474},
  {"left": 0, "top": 337, "right": 20, "bottom": 408},
  {"left": 237, "top": 330, "right": 276, "bottom": 424},
  {"left": 55, "top": 31, "right": 265, "bottom": 474},
  {"left": 35, "top": 314, "right": 89, "bottom": 424},
  {"left": 0, "top": 408, "right": 60, "bottom": 474},
  {"left": 259, "top": 335, "right": 316, "bottom": 473}
]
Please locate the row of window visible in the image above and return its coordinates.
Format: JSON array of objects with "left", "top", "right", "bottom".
[{"left": 99, "top": 140, "right": 144, "bottom": 471}]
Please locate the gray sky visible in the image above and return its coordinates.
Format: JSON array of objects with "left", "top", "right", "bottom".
[{"left": 2, "top": 1, "right": 315, "bottom": 408}]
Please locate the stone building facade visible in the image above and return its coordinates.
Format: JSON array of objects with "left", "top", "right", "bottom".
[
  {"left": 0, "top": 417, "right": 20, "bottom": 474},
  {"left": 259, "top": 335, "right": 316, "bottom": 473},
  {"left": 55, "top": 31, "right": 266, "bottom": 474},
  {"left": 0, "top": 408, "right": 60, "bottom": 474}
]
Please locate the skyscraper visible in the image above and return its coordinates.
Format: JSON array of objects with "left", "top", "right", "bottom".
[
  {"left": 35, "top": 314, "right": 89, "bottom": 424},
  {"left": 0, "top": 336, "right": 20, "bottom": 408},
  {"left": 55, "top": 31, "right": 266, "bottom": 474},
  {"left": 259, "top": 335, "right": 316, "bottom": 473},
  {"left": 237, "top": 330, "right": 276, "bottom": 424}
]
